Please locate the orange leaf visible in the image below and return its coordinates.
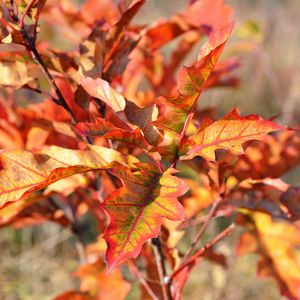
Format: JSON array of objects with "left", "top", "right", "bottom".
[
  {"left": 74, "top": 259, "right": 131, "bottom": 300},
  {"left": 240, "top": 211, "right": 300, "bottom": 300},
  {"left": 102, "top": 163, "right": 188, "bottom": 269},
  {"left": 0, "top": 145, "right": 136, "bottom": 208},
  {"left": 183, "top": 109, "right": 284, "bottom": 161}
]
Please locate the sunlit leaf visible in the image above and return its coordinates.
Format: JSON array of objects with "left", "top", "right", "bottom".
[
  {"left": 74, "top": 259, "right": 131, "bottom": 300},
  {"left": 102, "top": 163, "right": 188, "bottom": 269},
  {"left": 153, "top": 22, "right": 235, "bottom": 134},
  {"left": 0, "top": 145, "right": 136, "bottom": 208},
  {"left": 183, "top": 109, "right": 284, "bottom": 161},
  {"left": 238, "top": 211, "right": 300, "bottom": 300}
]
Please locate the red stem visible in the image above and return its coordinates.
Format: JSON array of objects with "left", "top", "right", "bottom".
[
  {"left": 181, "top": 197, "right": 222, "bottom": 263},
  {"left": 171, "top": 223, "right": 235, "bottom": 280},
  {"left": 128, "top": 260, "right": 159, "bottom": 300},
  {"left": 18, "top": 0, "right": 36, "bottom": 28}
]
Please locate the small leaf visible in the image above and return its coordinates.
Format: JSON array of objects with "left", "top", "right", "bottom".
[
  {"left": 183, "top": 109, "right": 284, "bottom": 161},
  {"left": 102, "top": 164, "right": 188, "bottom": 269},
  {"left": 81, "top": 77, "right": 126, "bottom": 112},
  {"left": 74, "top": 118, "right": 150, "bottom": 149}
]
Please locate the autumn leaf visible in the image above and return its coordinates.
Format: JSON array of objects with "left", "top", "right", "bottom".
[
  {"left": 238, "top": 211, "right": 300, "bottom": 300},
  {"left": 74, "top": 259, "right": 131, "bottom": 300},
  {"left": 182, "top": 109, "right": 285, "bottom": 161},
  {"left": 183, "top": 0, "right": 234, "bottom": 31},
  {"left": 0, "top": 192, "right": 70, "bottom": 228},
  {"left": 74, "top": 118, "right": 150, "bottom": 149},
  {"left": 81, "top": 77, "right": 126, "bottom": 112},
  {"left": 0, "top": 60, "right": 40, "bottom": 88},
  {"left": 153, "top": 22, "right": 234, "bottom": 133},
  {"left": 0, "top": 145, "right": 136, "bottom": 208},
  {"left": 102, "top": 163, "right": 188, "bottom": 269}
]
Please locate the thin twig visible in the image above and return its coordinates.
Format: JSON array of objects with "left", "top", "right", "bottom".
[
  {"left": 151, "top": 237, "right": 172, "bottom": 300},
  {"left": 171, "top": 223, "right": 235, "bottom": 280},
  {"left": 18, "top": 0, "right": 36, "bottom": 27},
  {"left": 128, "top": 260, "right": 159, "bottom": 300},
  {"left": 23, "top": 85, "right": 60, "bottom": 103},
  {"left": 181, "top": 197, "right": 222, "bottom": 263}
]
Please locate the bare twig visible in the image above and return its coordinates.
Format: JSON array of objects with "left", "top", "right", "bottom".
[
  {"left": 18, "top": 0, "right": 36, "bottom": 28},
  {"left": 128, "top": 260, "right": 159, "bottom": 300},
  {"left": 22, "top": 85, "right": 60, "bottom": 103},
  {"left": 171, "top": 223, "right": 235, "bottom": 280},
  {"left": 181, "top": 197, "right": 222, "bottom": 263},
  {"left": 151, "top": 237, "right": 172, "bottom": 300}
]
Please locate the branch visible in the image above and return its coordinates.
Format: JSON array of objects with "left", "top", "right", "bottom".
[
  {"left": 18, "top": 0, "right": 36, "bottom": 28},
  {"left": 22, "top": 85, "right": 60, "bottom": 103},
  {"left": 151, "top": 237, "right": 173, "bottom": 300},
  {"left": 127, "top": 260, "right": 159, "bottom": 300},
  {"left": 181, "top": 197, "right": 222, "bottom": 263},
  {"left": 21, "top": 30, "right": 78, "bottom": 122},
  {"left": 171, "top": 223, "right": 235, "bottom": 280}
]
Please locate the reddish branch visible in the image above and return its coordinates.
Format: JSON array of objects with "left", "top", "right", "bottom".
[
  {"left": 181, "top": 197, "right": 222, "bottom": 263},
  {"left": 171, "top": 223, "right": 235, "bottom": 280},
  {"left": 128, "top": 260, "right": 159, "bottom": 300}
]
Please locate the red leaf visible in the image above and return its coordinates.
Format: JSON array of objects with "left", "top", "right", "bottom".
[
  {"left": 102, "top": 164, "right": 188, "bottom": 269},
  {"left": 74, "top": 118, "right": 150, "bottom": 149},
  {"left": 153, "top": 22, "right": 234, "bottom": 133}
]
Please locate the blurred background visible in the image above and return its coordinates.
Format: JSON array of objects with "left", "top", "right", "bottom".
[{"left": 0, "top": 0, "right": 299, "bottom": 299}]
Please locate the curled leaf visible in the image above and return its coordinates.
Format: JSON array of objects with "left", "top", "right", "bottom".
[{"left": 81, "top": 77, "right": 126, "bottom": 112}]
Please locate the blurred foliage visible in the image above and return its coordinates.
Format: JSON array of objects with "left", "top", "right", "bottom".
[{"left": 0, "top": 0, "right": 299, "bottom": 299}]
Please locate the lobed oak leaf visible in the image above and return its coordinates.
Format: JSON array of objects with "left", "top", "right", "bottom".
[
  {"left": 81, "top": 77, "right": 126, "bottom": 112},
  {"left": 0, "top": 145, "right": 137, "bottom": 208},
  {"left": 183, "top": 109, "right": 285, "bottom": 161},
  {"left": 102, "top": 163, "right": 188, "bottom": 269},
  {"left": 153, "top": 21, "right": 234, "bottom": 134},
  {"left": 238, "top": 211, "right": 300, "bottom": 300}
]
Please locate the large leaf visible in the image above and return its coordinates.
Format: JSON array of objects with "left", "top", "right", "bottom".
[
  {"left": 183, "top": 109, "right": 284, "bottom": 161},
  {"left": 102, "top": 163, "right": 188, "bottom": 269},
  {"left": 0, "top": 145, "right": 136, "bottom": 208}
]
